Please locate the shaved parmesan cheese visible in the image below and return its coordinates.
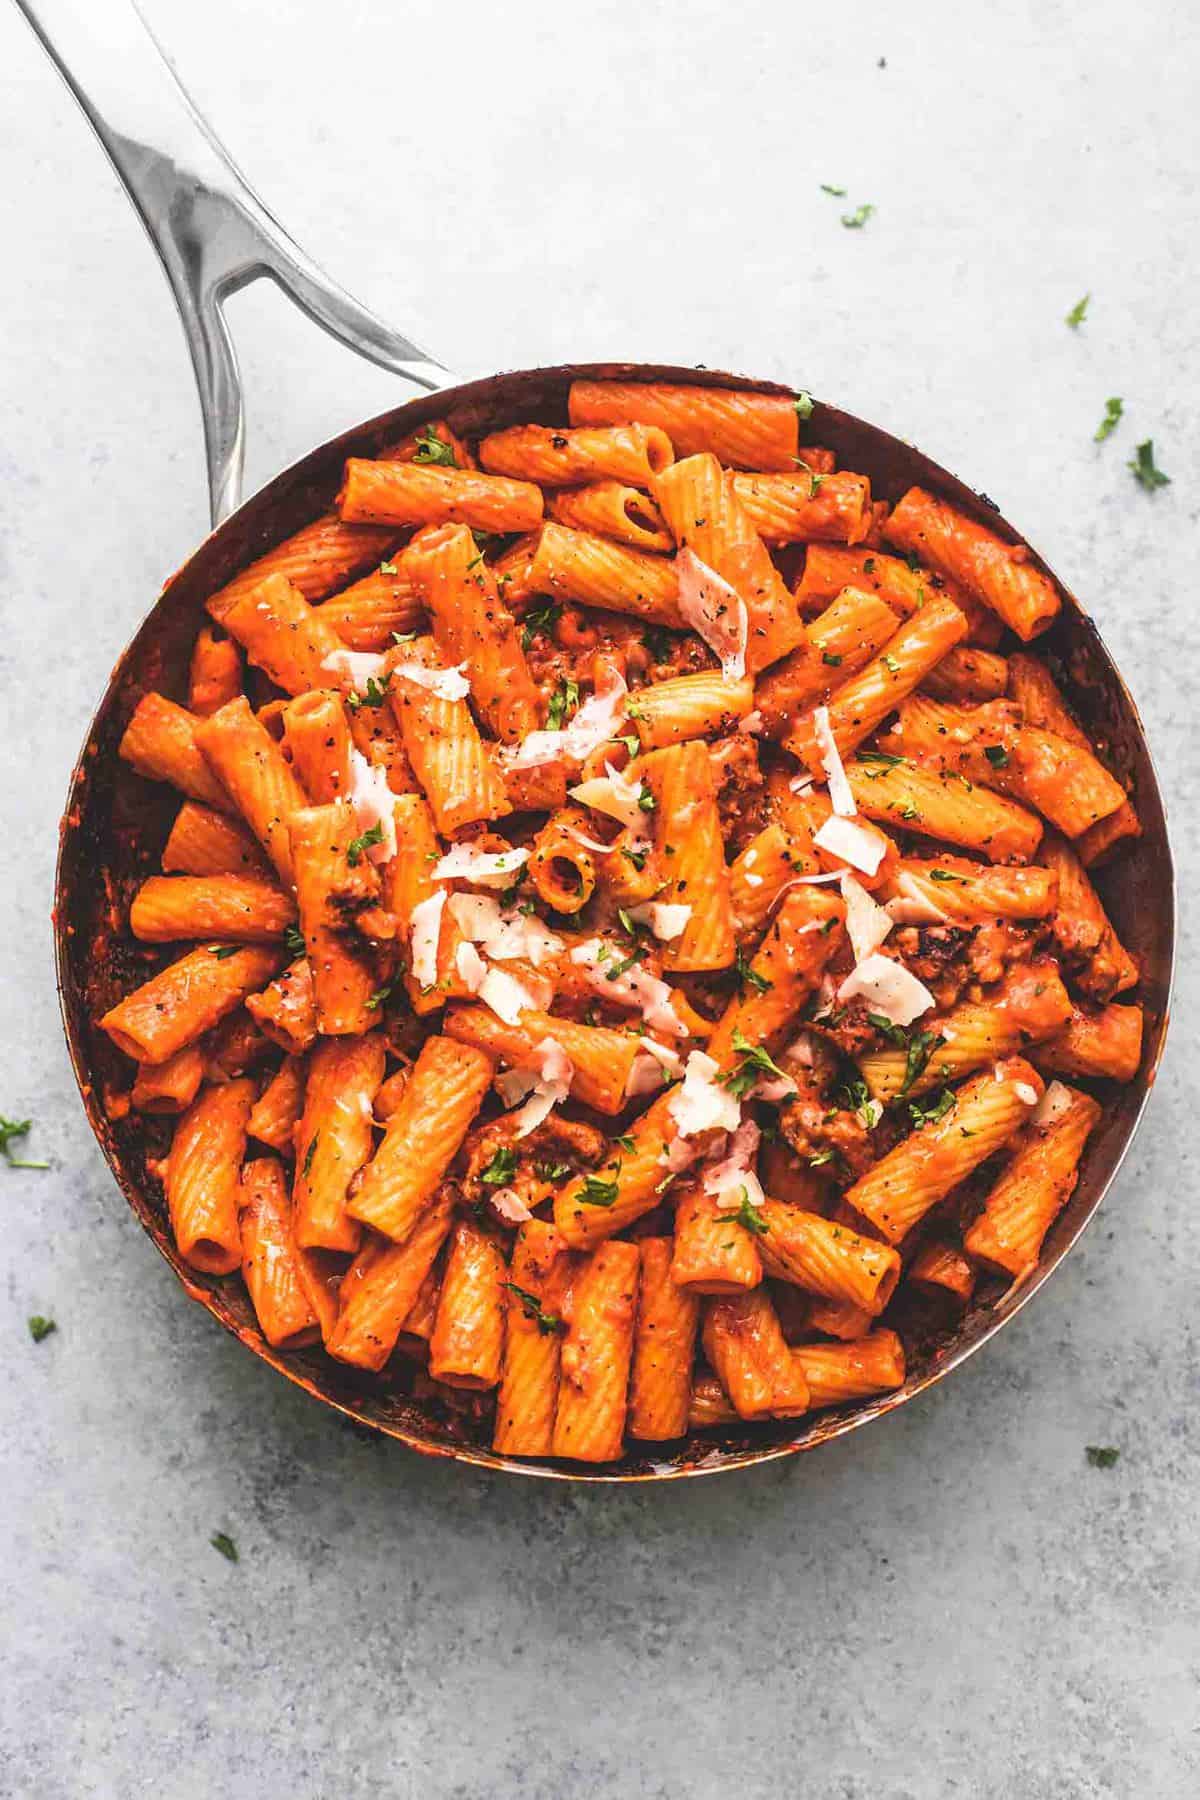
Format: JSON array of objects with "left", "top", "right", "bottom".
[
  {"left": 739, "top": 710, "right": 764, "bottom": 736},
  {"left": 569, "top": 938, "right": 687, "bottom": 1038},
  {"left": 745, "top": 873, "right": 763, "bottom": 888},
  {"left": 433, "top": 844, "right": 529, "bottom": 889},
  {"left": 1032, "top": 1080, "right": 1075, "bottom": 1128},
  {"left": 627, "top": 901, "right": 691, "bottom": 942},
  {"left": 703, "top": 1118, "right": 764, "bottom": 1211},
  {"left": 454, "top": 940, "right": 487, "bottom": 993},
  {"left": 675, "top": 546, "right": 749, "bottom": 682},
  {"left": 489, "top": 1187, "right": 533, "bottom": 1224},
  {"left": 791, "top": 870, "right": 846, "bottom": 886},
  {"left": 565, "top": 827, "right": 615, "bottom": 854},
  {"left": 568, "top": 762, "right": 651, "bottom": 836},
  {"left": 836, "top": 952, "right": 934, "bottom": 1026},
  {"left": 393, "top": 659, "right": 471, "bottom": 701},
  {"left": 495, "top": 1067, "right": 536, "bottom": 1107},
  {"left": 626, "top": 1036, "right": 686, "bottom": 1094},
  {"left": 885, "top": 872, "right": 951, "bottom": 926},
  {"left": 447, "top": 892, "right": 562, "bottom": 966},
  {"left": 841, "top": 872, "right": 894, "bottom": 964},
  {"left": 752, "top": 1074, "right": 798, "bottom": 1103},
  {"left": 811, "top": 705, "right": 856, "bottom": 816},
  {"left": 499, "top": 670, "right": 628, "bottom": 770},
  {"left": 478, "top": 967, "right": 539, "bottom": 1026},
  {"left": 409, "top": 889, "right": 446, "bottom": 990},
  {"left": 788, "top": 772, "right": 815, "bottom": 796},
  {"left": 348, "top": 749, "right": 398, "bottom": 862},
  {"left": 505, "top": 1036, "right": 574, "bottom": 1137},
  {"left": 1014, "top": 1080, "right": 1040, "bottom": 1106},
  {"left": 322, "top": 648, "right": 388, "bottom": 691},
  {"left": 668, "top": 1051, "right": 741, "bottom": 1139},
  {"left": 814, "top": 814, "right": 886, "bottom": 877}
]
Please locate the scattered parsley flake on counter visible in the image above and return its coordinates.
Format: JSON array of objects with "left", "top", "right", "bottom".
[
  {"left": 28, "top": 1315, "right": 56, "bottom": 1343},
  {"left": 580, "top": 1169, "right": 621, "bottom": 1208},
  {"left": 0, "top": 1115, "right": 48, "bottom": 1170},
  {"left": 210, "top": 1532, "right": 239, "bottom": 1563},
  {"left": 794, "top": 390, "right": 815, "bottom": 419},
  {"left": 346, "top": 822, "right": 384, "bottom": 867},
  {"left": 482, "top": 1147, "right": 518, "bottom": 1186},
  {"left": 819, "top": 184, "right": 847, "bottom": 197},
  {"left": 1065, "top": 294, "right": 1090, "bottom": 329},
  {"left": 841, "top": 202, "right": 875, "bottom": 229},
  {"left": 1085, "top": 1445, "right": 1120, "bottom": 1469},
  {"left": 505, "top": 1282, "right": 565, "bottom": 1335},
  {"left": 1129, "top": 440, "right": 1170, "bottom": 491},
  {"left": 1095, "top": 397, "right": 1124, "bottom": 443},
  {"left": 412, "top": 428, "right": 457, "bottom": 466}
]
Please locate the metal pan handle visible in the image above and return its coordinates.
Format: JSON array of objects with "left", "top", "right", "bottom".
[{"left": 14, "top": 0, "right": 449, "bottom": 524}]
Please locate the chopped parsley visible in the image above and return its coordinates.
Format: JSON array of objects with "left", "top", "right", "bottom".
[
  {"left": 637, "top": 784, "right": 656, "bottom": 813},
  {"left": 822, "top": 651, "right": 843, "bottom": 667},
  {"left": 867, "top": 1012, "right": 908, "bottom": 1046},
  {"left": 365, "top": 980, "right": 397, "bottom": 1012},
  {"left": 1129, "top": 439, "right": 1170, "bottom": 492},
  {"left": 725, "top": 1189, "right": 769, "bottom": 1235},
  {"left": 882, "top": 653, "right": 901, "bottom": 673},
  {"left": 984, "top": 743, "right": 1010, "bottom": 768},
  {"left": 379, "top": 560, "right": 398, "bottom": 576},
  {"left": 724, "top": 1027, "right": 789, "bottom": 1100},
  {"left": 928, "top": 869, "right": 965, "bottom": 884},
  {"left": 534, "top": 1159, "right": 572, "bottom": 1182},
  {"left": 734, "top": 948, "right": 772, "bottom": 996},
  {"left": 346, "top": 672, "right": 392, "bottom": 711},
  {"left": 841, "top": 202, "right": 875, "bottom": 229},
  {"left": 1085, "top": 1445, "right": 1120, "bottom": 1469},
  {"left": 897, "top": 1027, "right": 946, "bottom": 1098},
  {"left": 819, "top": 184, "right": 847, "bottom": 197},
  {"left": 794, "top": 390, "right": 816, "bottom": 419},
  {"left": 302, "top": 1133, "right": 319, "bottom": 1178},
  {"left": 579, "top": 1168, "right": 621, "bottom": 1208},
  {"left": 210, "top": 1532, "right": 239, "bottom": 1563},
  {"left": 614, "top": 1135, "right": 636, "bottom": 1154},
  {"left": 0, "top": 1115, "right": 48, "bottom": 1170},
  {"left": 1095, "top": 396, "right": 1124, "bottom": 444},
  {"left": 346, "top": 822, "right": 385, "bottom": 866},
  {"left": 28, "top": 1315, "right": 56, "bottom": 1343},
  {"left": 907, "top": 1087, "right": 956, "bottom": 1128},
  {"left": 857, "top": 748, "right": 906, "bottom": 767},
  {"left": 209, "top": 944, "right": 241, "bottom": 960},
  {"left": 412, "top": 427, "right": 458, "bottom": 467},
  {"left": 622, "top": 845, "right": 650, "bottom": 873},
  {"left": 481, "top": 1147, "right": 518, "bottom": 1186},
  {"left": 284, "top": 924, "right": 306, "bottom": 956},
  {"left": 619, "top": 733, "right": 641, "bottom": 756},
  {"left": 1065, "top": 293, "right": 1090, "bottom": 329},
  {"left": 547, "top": 677, "right": 581, "bottom": 730},
  {"left": 521, "top": 600, "right": 561, "bottom": 649},
  {"left": 505, "top": 1282, "right": 565, "bottom": 1335}
]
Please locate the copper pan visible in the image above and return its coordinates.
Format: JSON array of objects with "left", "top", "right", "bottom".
[{"left": 29, "top": 0, "right": 1174, "bottom": 1481}]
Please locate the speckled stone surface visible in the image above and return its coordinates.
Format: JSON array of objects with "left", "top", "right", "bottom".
[{"left": 1, "top": 2, "right": 1196, "bottom": 1794}]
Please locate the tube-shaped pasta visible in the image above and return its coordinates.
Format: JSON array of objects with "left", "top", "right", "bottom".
[
  {"left": 427, "top": 1217, "right": 508, "bottom": 1389},
  {"left": 281, "top": 690, "right": 353, "bottom": 803},
  {"left": 627, "top": 670, "right": 755, "bottom": 750},
  {"left": 908, "top": 1238, "right": 976, "bottom": 1305},
  {"left": 444, "top": 1006, "right": 641, "bottom": 1116},
  {"left": 638, "top": 740, "right": 735, "bottom": 971},
  {"left": 326, "top": 1189, "right": 454, "bottom": 1371},
  {"left": 400, "top": 1255, "right": 444, "bottom": 1344},
  {"left": 858, "top": 962, "right": 1073, "bottom": 1102},
  {"left": 728, "top": 824, "right": 812, "bottom": 936},
  {"left": 288, "top": 802, "right": 379, "bottom": 1036},
  {"left": 1041, "top": 833, "right": 1138, "bottom": 1000},
  {"left": 688, "top": 1373, "right": 740, "bottom": 1427},
  {"left": 923, "top": 646, "right": 1009, "bottom": 704},
  {"left": 528, "top": 807, "right": 597, "bottom": 913},
  {"left": 206, "top": 514, "right": 400, "bottom": 622},
  {"left": 628, "top": 1238, "right": 700, "bottom": 1440},
  {"left": 188, "top": 627, "right": 242, "bottom": 717},
  {"left": 161, "top": 801, "right": 270, "bottom": 877},
  {"left": 882, "top": 696, "right": 1127, "bottom": 841},
  {"left": 568, "top": 379, "right": 801, "bottom": 470},
  {"left": 653, "top": 453, "right": 807, "bottom": 672},
  {"left": 165, "top": 1078, "right": 255, "bottom": 1273},
  {"left": 404, "top": 524, "right": 541, "bottom": 742},
  {"left": 100, "top": 944, "right": 283, "bottom": 1065},
  {"left": 730, "top": 470, "right": 873, "bottom": 546},
  {"left": 522, "top": 522, "right": 684, "bottom": 626},
  {"left": 965, "top": 1084, "right": 1102, "bottom": 1275},
  {"left": 756, "top": 1200, "right": 901, "bottom": 1314},
  {"left": 348, "top": 1036, "right": 493, "bottom": 1243},
  {"left": 701, "top": 1289, "right": 810, "bottom": 1420},
  {"left": 705, "top": 885, "right": 846, "bottom": 1068},
  {"left": 1007, "top": 654, "right": 1141, "bottom": 865},
  {"left": 193, "top": 696, "right": 310, "bottom": 885},
  {"left": 313, "top": 560, "right": 423, "bottom": 651},
  {"left": 846, "top": 1057, "right": 1044, "bottom": 1244},
  {"left": 480, "top": 422, "right": 674, "bottom": 488},
  {"left": 884, "top": 486, "right": 1061, "bottom": 641},
  {"left": 382, "top": 793, "right": 460, "bottom": 1016},
  {"left": 119, "top": 693, "right": 232, "bottom": 811},
  {"left": 129, "top": 874, "right": 295, "bottom": 943},
  {"left": 216, "top": 571, "right": 347, "bottom": 696},
  {"left": 245, "top": 957, "right": 317, "bottom": 1054},
  {"left": 554, "top": 1087, "right": 680, "bottom": 1249},
  {"left": 239, "top": 1157, "right": 320, "bottom": 1348},
  {"left": 792, "top": 1330, "right": 906, "bottom": 1407},
  {"left": 547, "top": 481, "right": 673, "bottom": 551},
  {"left": 292, "top": 1033, "right": 386, "bottom": 1251},
  {"left": 1037, "top": 1003, "right": 1143, "bottom": 1084},
  {"left": 551, "top": 1239, "right": 640, "bottom": 1462},
  {"left": 796, "top": 544, "right": 1001, "bottom": 645},
  {"left": 338, "top": 458, "right": 544, "bottom": 534},
  {"left": 755, "top": 586, "right": 900, "bottom": 736},
  {"left": 877, "top": 854, "right": 1058, "bottom": 924},
  {"left": 494, "top": 1220, "right": 574, "bottom": 1457},
  {"left": 845, "top": 755, "right": 1044, "bottom": 864},
  {"left": 387, "top": 636, "right": 511, "bottom": 833},
  {"left": 670, "top": 1183, "right": 763, "bottom": 1293},
  {"left": 246, "top": 1056, "right": 306, "bottom": 1152},
  {"left": 788, "top": 593, "right": 968, "bottom": 768},
  {"left": 130, "top": 1044, "right": 205, "bottom": 1115}
]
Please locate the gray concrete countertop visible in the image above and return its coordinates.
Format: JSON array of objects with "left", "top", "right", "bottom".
[{"left": 2, "top": 2, "right": 1195, "bottom": 1794}]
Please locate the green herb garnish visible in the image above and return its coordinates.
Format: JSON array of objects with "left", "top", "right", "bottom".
[
  {"left": 284, "top": 924, "right": 305, "bottom": 956},
  {"left": 841, "top": 202, "right": 875, "bottom": 229},
  {"left": 928, "top": 869, "right": 965, "bottom": 884},
  {"left": 1085, "top": 1445, "right": 1120, "bottom": 1469},
  {"left": 0, "top": 1116, "right": 48, "bottom": 1170},
  {"left": 822, "top": 651, "right": 843, "bottom": 666},
  {"left": 505, "top": 1282, "right": 565, "bottom": 1335},
  {"left": 724, "top": 1027, "right": 790, "bottom": 1100},
  {"left": 1095, "top": 396, "right": 1124, "bottom": 443},
  {"left": 907, "top": 1087, "right": 956, "bottom": 1128},
  {"left": 734, "top": 948, "right": 771, "bottom": 996},
  {"left": 1129, "top": 440, "right": 1170, "bottom": 492},
  {"left": 302, "top": 1134, "right": 319, "bottom": 1178},
  {"left": 984, "top": 744, "right": 1010, "bottom": 768},
  {"left": 209, "top": 944, "right": 240, "bottom": 960},
  {"left": 725, "top": 1188, "right": 769, "bottom": 1234},
  {"left": 346, "top": 672, "right": 392, "bottom": 711},
  {"left": 28, "top": 1315, "right": 56, "bottom": 1343},
  {"left": 547, "top": 678, "right": 581, "bottom": 730},
  {"left": 412, "top": 428, "right": 458, "bottom": 467},
  {"left": 819, "top": 184, "right": 847, "bottom": 197},
  {"left": 346, "top": 822, "right": 385, "bottom": 867},
  {"left": 521, "top": 600, "right": 561, "bottom": 650},
  {"left": 579, "top": 1168, "right": 621, "bottom": 1208},
  {"left": 897, "top": 1027, "right": 945, "bottom": 1098},
  {"left": 210, "top": 1532, "right": 239, "bottom": 1563},
  {"left": 482, "top": 1147, "right": 518, "bottom": 1186},
  {"left": 1065, "top": 294, "right": 1090, "bottom": 329},
  {"left": 794, "top": 390, "right": 815, "bottom": 419}
]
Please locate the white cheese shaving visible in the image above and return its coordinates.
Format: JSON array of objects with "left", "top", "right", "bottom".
[
  {"left": 626, "top": 1037, "right": 686, "bottom": 1094},
  {"left": 811, "top": 705, "right": 856, "bottom": 816},
  {"left": 564, "top": 826, "right": 615, "bottom": 854},
  {"left": 393, "top": 659, "right": 471, "bottom": 701},
  {"left": 446, "top": 892, "right": 563, "bottom": 966},
  {"left": 836, "top": 952, "right": 935, "bottom": 1026},
  {"left": 1032, "top": 1079, "right": 1075, "bottom": 1128},
  {"left": 739, "top": 710, "right": 764, "bottom": 736},
  {"left": 788, "top": 772, "right": 815, "bottom": 795},
  {"left": 745, "top": 873, "right": 763, "bottom": 888},
  {"left": 569, "top": 938, "right": 688, "bottom": 1038},
  {"left": 1014, "top": 1080, "right": 1040, "bottom": 1107},
  {"left": 322, "top": 648, "right": 388, "bottom": 691},
  {"left": 433, "top": 844, "right": 530, "bottom": 889},
  {"left": 489, "top": 1186, "right": 533, "bottom": 1224},
  {"left": 499, "top": 670, "right": 628, "bottom": 769},
  {"left": 626, "top": 902, "right": 691, "bottom": 942},
  {"left": 814, "top": 814, "right": 886, "bottom": 877},
  {"left": 504, "top": 1037, "right": 574, "bottom": 1138},
  {"left": 409, "top": 889, "right": 446, "bottom": 990},
  {"left": 347, "top": 749, "right": 397, "bottom": 863},
  {"left": 454, "top": 940, "right": 487, "bottom": 993},
  {"left": 675, "top": 546, "right": 749, "bottom": 682},
  {"left": 668, "top": 1050, "right": 741, "bottom": 1140},
  {"left": 885, "top": 871, "right": 951, "bottom": 926},
  {"left": 703, "top": 1118, "right": 764, "bottom": 1211},
  {"left": 568, "top": 763, "right": 652, "bottom": 836},
  {"left": 841, "top": 872, "right": 894, "bottom": 965},
  {"left": 478, "top": 967, "right": 539, "bottom": 1026}
]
